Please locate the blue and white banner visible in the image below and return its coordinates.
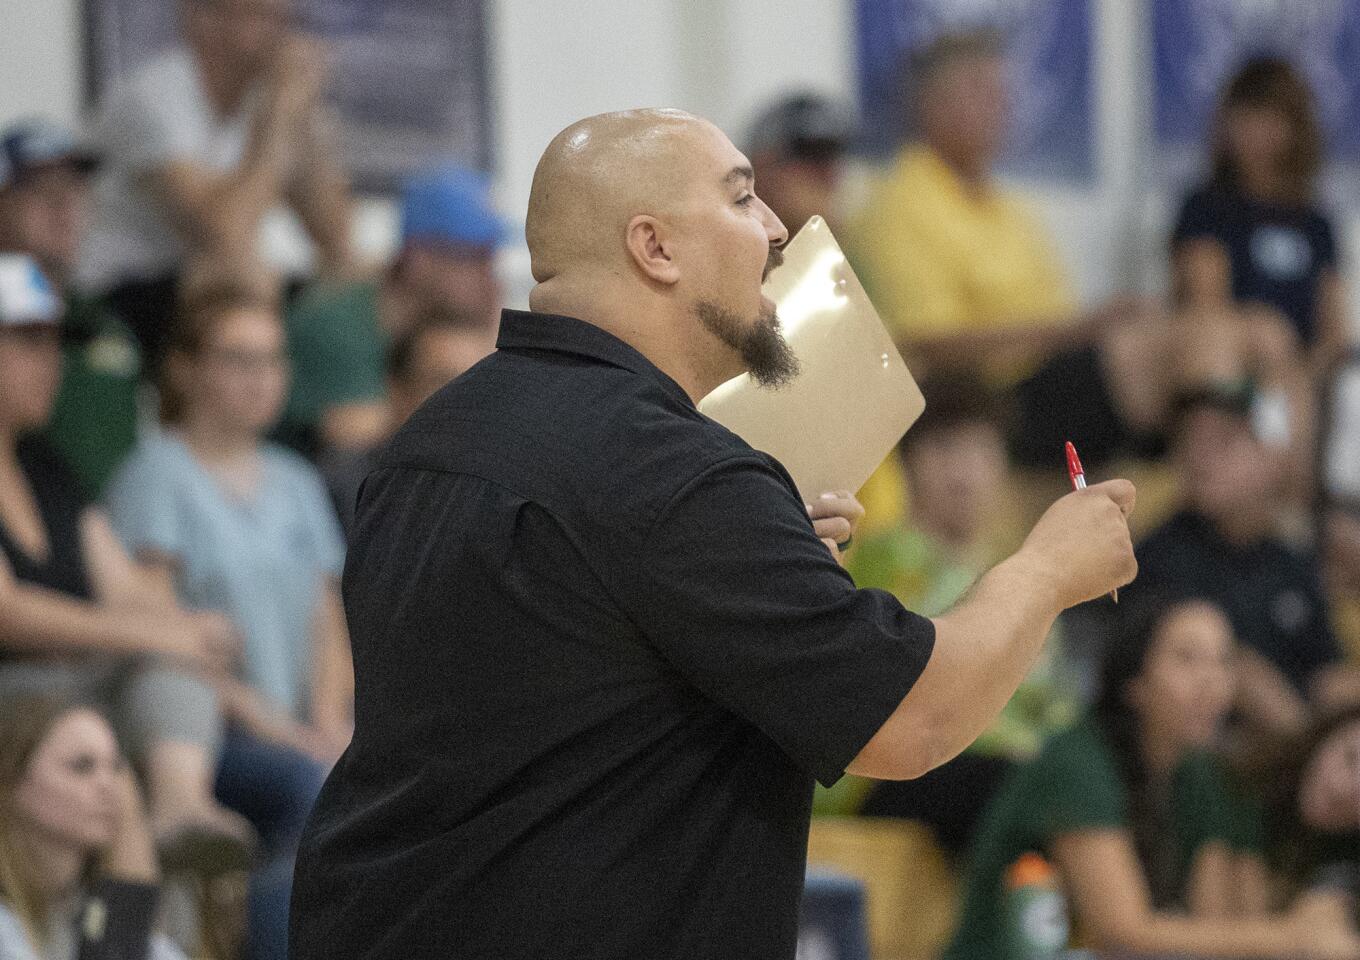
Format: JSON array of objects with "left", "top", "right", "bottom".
[
  {"left": 855, "top": 0, "right": 1095, "bottom": 183},
  {"left": 1153, "top": 0, "right": 1360, "bottom": 176}
]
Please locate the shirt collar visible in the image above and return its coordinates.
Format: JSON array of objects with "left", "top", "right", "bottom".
[{"left": 495, "top": 309, "right": 696, "bottom": 408}]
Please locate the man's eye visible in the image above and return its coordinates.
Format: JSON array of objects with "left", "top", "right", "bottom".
[{"left": 736, "top": 194, "right": 755, "bottom": 207}]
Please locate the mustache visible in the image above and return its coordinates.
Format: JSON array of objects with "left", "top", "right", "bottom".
[{"left": 762, "top": 245, "right": 785, "bottom": 282}]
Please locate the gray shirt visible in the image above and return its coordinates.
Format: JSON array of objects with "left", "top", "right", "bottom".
[{"left": 106, "top": 431, "right": 345, "bottom": 717}]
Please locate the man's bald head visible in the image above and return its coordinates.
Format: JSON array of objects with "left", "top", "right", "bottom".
[{"left": 526, "top": 109, "right": 728, "bottom": 282}]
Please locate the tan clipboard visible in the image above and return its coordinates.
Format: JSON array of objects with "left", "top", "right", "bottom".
[{"left": 698, "top": 216, "right": 924, "bottom": 501}]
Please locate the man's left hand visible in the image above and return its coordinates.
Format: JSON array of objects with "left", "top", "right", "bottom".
[{"left": 807, "top": 491, "right": 864, "bottom": 565}]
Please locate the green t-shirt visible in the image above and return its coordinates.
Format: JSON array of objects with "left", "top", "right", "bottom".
[
  {"left": 943, "top": 716, "right": 1263, "bottom": 960},
  {"left": 43, "top": 292, "right": 142, "bottom": 497},
  {"left": 812, "top": 527, "right": 1076, "bottom": 817},
  {"left": 279, "top": 280, "right": 387, "bottom": 452}
]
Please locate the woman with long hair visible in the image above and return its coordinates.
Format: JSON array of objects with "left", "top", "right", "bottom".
[
  {"left": 944, "top": 593, "right": 1360, "bottom": 959},
  {"left": 1254, "top": 705, "right": 1360, "bottom": 908},
  {"left": 1173, "top": 56, "right": 1347, "bottom": 374},
  {"left": 0, "top": 693, "right": 185, "bottom": 960}
]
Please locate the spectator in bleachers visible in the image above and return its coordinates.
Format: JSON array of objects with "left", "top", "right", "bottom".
[
  {"left": 846, "top": 29, "right": 1295, "bottom": 481},
  {"left": 1137, "top": 385, "right": 1349, "bottom": 739},
  {"left": 104, "top": 281, "right": 343, "bottom": 960},
  {"left": 278, "top": 165, "right": 504, "bottom": 457},
  {"left": 744, "top": 92, "right": 855, "bottom": 237},
  {"left": 0, "top": 254, "right": 254, "bottom": 873},
  {"left": 848, "top": 30, "right": 1170, "bottom": 468},
  {"left": 820, "top": 377, "right": 1075, "bottom": 854},
  {"left": 745, "top": 91, "right": 914, "bottom": 535},
  {"left": 79, "top": 0, "right": 354, "bottom": 369},
  {"left": 321, "top": 308, "right": 495, "bottom": 539},
  {"left": 1257, "top": 706, "right": 1360, "bottom": 912},
  {"left": 1173, "top": 57, "right": 1347, "bottom": 377},
  {"left": 0, "top": 119, "right": 142, "bottom": 497},
  {"left": 0, "top": 694, "right": 187, "bottom": 960},
  {"left": 945, "top": 593, "right": 1360, "bottom": 959},
  {"left": 1171, "top": 57, "right": 1339, "bottom": 496}
]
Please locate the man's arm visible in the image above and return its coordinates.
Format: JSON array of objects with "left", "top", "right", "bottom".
[{"left": 848, "top": 480, "right": 1137, "bottom": 780}]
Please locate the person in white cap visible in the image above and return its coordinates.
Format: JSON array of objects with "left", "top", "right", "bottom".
[{"left": 0, "top": 253, "right": 255, "bottom": 874}]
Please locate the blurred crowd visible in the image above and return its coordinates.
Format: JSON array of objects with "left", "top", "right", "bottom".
[{"left": 0, "top": 2, "right": 1358, "bottom": 959}]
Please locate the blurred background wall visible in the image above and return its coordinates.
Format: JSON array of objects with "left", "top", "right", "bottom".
[{"left": 3, "top": 0, "right": 1355, "bottom": 329}]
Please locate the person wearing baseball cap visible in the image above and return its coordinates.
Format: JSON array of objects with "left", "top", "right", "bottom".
[
  {"left": 0, "top": 118, "right": 141, "bottom": 497},
  {"left": 745, "top": 91, "right": 856, "bottom": 237},
  {"left": 0, "top": 119, "right": 100, "bottom": 290},
  {"left": 0, "top": 252, "right": 62, "bottom": 325},
  {"left": 278, "top": 164, "right": 507, "bottom": 457}
]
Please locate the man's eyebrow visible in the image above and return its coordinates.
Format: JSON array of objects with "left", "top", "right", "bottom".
[{"left": 723, "top": 165, "right": 754, "bottom": 187}]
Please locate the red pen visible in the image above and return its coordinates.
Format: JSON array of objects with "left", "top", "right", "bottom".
[{"left": 1065, "top": 441, "right": 1118, "bottom": 603}]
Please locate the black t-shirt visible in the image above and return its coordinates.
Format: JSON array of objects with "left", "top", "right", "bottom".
[
  {"left": 1135, "top": 510, "right": 1338, "bottom": 692},
  {"left": 290, "top": 310, "right": 935, "bottom": 960},
  {"left": 0, "top": 436, "right": 93, "bottom": 601},
  {"left": 1172, "top": 183, "right": 1337, "bottom": 346}
]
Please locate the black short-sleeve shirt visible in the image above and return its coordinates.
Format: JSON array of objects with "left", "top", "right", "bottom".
[
  {"left": 1135, "top": 510, "right": 1338, "bottom": 692},
  {"left": 1171, "top": 183, "right": 1337, "bottom": 346},
  {"left": 290, "top": 310, "right": 935, "bottom": 960}
]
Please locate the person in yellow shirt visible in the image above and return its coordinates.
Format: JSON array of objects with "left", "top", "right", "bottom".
[{"left": 850, "top": 30, "right": 1175, "bottom": 473}]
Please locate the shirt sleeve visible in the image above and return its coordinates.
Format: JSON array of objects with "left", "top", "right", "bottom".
[
  {"left": 1297, "top": 558, "right": 1343, "bottom": 676},
  {"left": 284, "top": 285, "right": 387, "bottom": 422},
  {"left": 620, "top": 454, "right": 935, "bottom": 788},
  {"left": 97, "top": 66, "right": 205, "bottom": 172},
  {"left": 1170, "top": 188, "right": 1224, "bottom": 247},
  {"left": 1185, "top": 755, "right": 1265, "bottom": 854},
  {"left": 1315, "top": 213, "right": 1339, "bottom": 272},
  {"left": 1015, "top": 725, "right": 1127, "bottom": 842},
  {"left": 103, "top": 445, "right": 185, "bottom": 561}
]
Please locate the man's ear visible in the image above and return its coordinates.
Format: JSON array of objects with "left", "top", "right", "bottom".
[{"left": 625, "top": 215, "right": 681, "bottom": 286}]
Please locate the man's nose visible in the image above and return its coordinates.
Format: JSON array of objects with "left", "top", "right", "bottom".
[{"left": 757, "top": 196, "right": 788, "bottom": 248}]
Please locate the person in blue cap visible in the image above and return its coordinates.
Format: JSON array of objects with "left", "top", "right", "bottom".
[
  {"left": 276, "top": 164, "right": 506, "bottom": 459},
  {"left": 0, "top": 118, "right": 142, "bottom": 498}
]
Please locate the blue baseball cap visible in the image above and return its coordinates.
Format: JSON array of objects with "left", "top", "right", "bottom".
[
  {"left": 0, "top": 118, "right": 100, "bottom": 193},
  {"left": 399, "top": 166, "right": 507, "bottom": 252},
  {"left": 0, "top": 254, "right": 62, "bottom": 327}
]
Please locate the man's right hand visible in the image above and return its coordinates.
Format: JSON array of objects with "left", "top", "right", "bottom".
[{"left": 1017, "top": 479, "right": 1137, "bottom": 611}]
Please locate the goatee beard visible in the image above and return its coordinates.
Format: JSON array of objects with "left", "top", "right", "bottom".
[{"left": 695, "top": 299, "right": 800, "bottom": 389}]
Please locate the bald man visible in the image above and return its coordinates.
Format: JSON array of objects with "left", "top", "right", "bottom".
[{"left": 290, "top": 109, "right": 1136, "bottom": 960}]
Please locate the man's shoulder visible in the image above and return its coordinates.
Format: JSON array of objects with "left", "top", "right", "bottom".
[{"left": 382, "top": 349, "right": 762, "bottom": 519}]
